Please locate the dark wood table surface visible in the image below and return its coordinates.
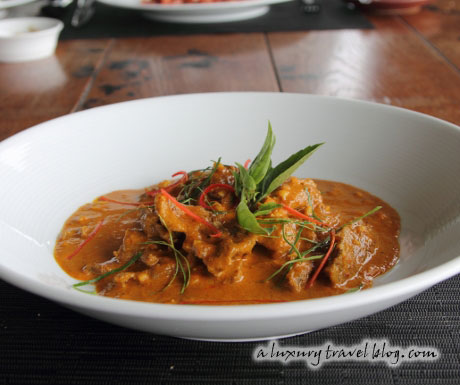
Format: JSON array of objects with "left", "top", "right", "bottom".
[
  {"left": 1, "top": 1, "right": 460, "bottom": 383},
  {"left": 1, "top": 0, "right": 460, "bottom": 140}
]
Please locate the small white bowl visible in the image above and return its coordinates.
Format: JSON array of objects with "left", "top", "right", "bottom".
[{"left": 0, "top": 17, "right": 63, "bottom": 62}]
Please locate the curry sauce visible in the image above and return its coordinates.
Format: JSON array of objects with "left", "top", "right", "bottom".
[{"left": 54, "top": 175, "right": 400, "bottom": 305}]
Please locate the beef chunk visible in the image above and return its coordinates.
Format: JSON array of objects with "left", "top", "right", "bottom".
[
  {"left": 270, "top": 177, "right": 331, "bottom": 221},
  {"left": 153, "top": 193, "right": 256, "bottom": 282},
  {"left": 140, "top": 206, "right": 168, "bottom": 240},
  {"left": 325, "top": 221, "right": 376, "bottom": 289},
  {"left": 155, "top": 194, "right": 212, "bottom": 236},
  {"left": 256, "top": 177, "right": 328, "bottom": 262},
  {"left": 84, "top": 229, "right": 147, "bottom": 275},
  {"left": 193, "top": 233, "right": 257, "bottom": 282},
  {"left": 286, "top": 261, "right": 314, "bottom": 292},
  {"left": 257, "top": 221, "right": 299, "bottom": 261},
  {"left": 114, "top": 229, "right": 147, "bottom": 263},
  {"left": 111, "top": 258, "right": 176, "bottom": 290}
]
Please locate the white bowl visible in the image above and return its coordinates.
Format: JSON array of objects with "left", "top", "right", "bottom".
[
  {"left": 0, "top": 17, "right": 63, "bottom": 62},
  {"left": 0, "top": 92, "right": 459, "bottom": 341}
]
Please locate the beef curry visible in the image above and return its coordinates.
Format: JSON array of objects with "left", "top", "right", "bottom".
[{"left": 54, "top": 125, "right": 400, "bottom": 305}]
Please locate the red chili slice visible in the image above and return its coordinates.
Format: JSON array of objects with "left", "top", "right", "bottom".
[
  {"left": 146, "top": 171, "right": 188, "bottom": 198},
  {"left": 281, "top": 203, "right": 329, "bottom": 228},
  {"left": 160, "top": 189, "right": 222, "bottom": 238},
  {"left": 243, "top": 159, "right": 251, "bottom": 169},
  {"left": 66, "top": 219, "right": 104, "bottom": 260},
  {"left": 198, "top": 183, "right": 237, "bottom": 210},
  {"left": 306, "top": 229, "right": 336, "bottom": 288}
]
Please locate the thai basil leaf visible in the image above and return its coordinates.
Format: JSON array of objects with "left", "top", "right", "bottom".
[
  {"left": 236, "top": 197, "right": 268, "bottom": 235},
  {"left": 236, "top": 162, "right": 257, "bottom": 200},
  {"left": 254, "top": 202, "right": 282, "bottom": 217},
  {"left": 260, "top": 143, "right": 324, "bottom": 200},
  {"left": 248, "top": 122, "right": 276, "bottom": 185},
  {"left": 231, "top": 170, "right": 242, "bottom": 197}
]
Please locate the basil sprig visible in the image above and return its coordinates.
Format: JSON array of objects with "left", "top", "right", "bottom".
[
  {"left": 235, "top": 122, "right": 323, "bottom": 235},
  {"left": 253, "top": 202, "right": 282, "bottom": 217},
  {"left": 248, "top": 122, "right": 276, "bottom": 185},
  {"left": 259, "top": 143, "right": 323, "bottom": 199},
  {"left": 236, "top": 196, "right": 268, "bottom": 235}
]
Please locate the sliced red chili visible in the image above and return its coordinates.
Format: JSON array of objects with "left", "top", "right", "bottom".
[
  {"left": 66, "top": 219, "right": 104, "bottom": 260},
  {"left": 306, "top": 229, "right": 336, "bottom": 288},
  {"left": 243, "top": 159, "right": 251, "bottom": 169},
  {"left": 146, "top": 170, "right": 188, "bottom": 198},
  {"left": 160, "top": 189, "right": 222, "bottom": 238},
  {"left": 99, "top": 196, "right": 155, "bottom": 206},
  {"left": 281, "top": 203, "right": 329, "bottom": 228},
  {"left": 198, "top": 183, "right": 237, "bottom": 210}
]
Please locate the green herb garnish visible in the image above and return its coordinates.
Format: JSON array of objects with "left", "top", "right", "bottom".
[
  {"left": 254, "top": 202, "right": 282, "bottom": 217},
  {"left": 73, "top": 251, "right": 143, "bottom": 294},
  {"left": 305, "top": 187, "right": 322, "bottom": 222},
  {"left": 264, "top": 224, "right": 327, "bottom": 281},
  {"left": 178, "top": 158, "right": 222, "bottom": 205},
  {"left": 338, "top": 206, "right": 382, "bottom": 231},
  {"left": 143, "top": 215, "right": 191, "bottom": 293},
  {"left": 265, "top": 254, "right": 324, "bottom": 282},
  {"left": 235, "top": 123, "right": 323, "bottom": 235}
]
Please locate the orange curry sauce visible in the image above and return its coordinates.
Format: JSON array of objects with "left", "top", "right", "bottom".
[{"left": 54, "top": 176, "right": 400, "bottom": 305}]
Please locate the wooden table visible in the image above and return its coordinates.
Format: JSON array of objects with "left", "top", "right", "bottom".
[{"left": 1, "top": 0, "right": 460, "bottom": 141}]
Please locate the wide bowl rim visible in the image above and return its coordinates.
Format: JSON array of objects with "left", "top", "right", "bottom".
[{"left": 0, "top": 92, "right": 459, "bottom": 323}]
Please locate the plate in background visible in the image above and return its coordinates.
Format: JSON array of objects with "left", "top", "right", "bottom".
[{"left": 97, "top": 0, "right": 294, "bottom": 23}]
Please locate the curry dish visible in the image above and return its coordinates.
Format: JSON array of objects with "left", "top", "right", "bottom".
[{"left": 55, "top": 125, "right": 400, "bottom": 305}]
